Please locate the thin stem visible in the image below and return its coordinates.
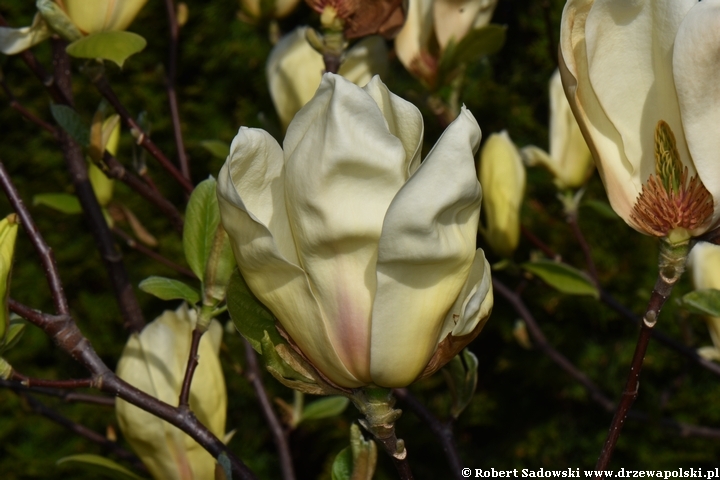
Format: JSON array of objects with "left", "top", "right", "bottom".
[
  {"left": 163, "top": 0, "right": 191, "bottom": 182},
  {"left": 243, "top": 339, "right": 297, "bottom": 480},
  {"left": 89, "top": 73, "right": 194, "bottom": 194},
  {"left": 112, "top": 227, "right": 194, "bottom": 278},
  {"left": 567, "top": 212, "right": 599, "bottom": 284},
  {"left": 493, "top": 278, "right": 615, "bottom": 412},
  {"left": 178, "top": 328, "right": 204, "bottom": 408},
  {"left": 393, "top": 388, "right": 463, "bottom": 480},
  {"left": 51, "top": 41, "right": 145, "bottom": 333},
  {"left": 21, "top": 393, "right": 146, "bottom": 471},
  {"left": 0, "top": 378, "right": 115, "bottom": 406},
  {"left": 521, "top": 225, "right": 558, "bottom": 259},
  {"left": 9, "top": 371, "right": 94, "bottom": 390},
  {"left": 0, "top": 78, "right": 58, "bottom": 136}
]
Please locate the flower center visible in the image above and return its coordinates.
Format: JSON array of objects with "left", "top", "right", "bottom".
[{"left": 630, "top": 120, "right": 713, "bottom": 237}]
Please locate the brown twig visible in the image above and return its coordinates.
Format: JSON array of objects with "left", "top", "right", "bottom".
[
  {"left": 178, "top": 328, "right": 204, "bottom": 408},
  {"left": 243, "top": 339, "right": 297, "bottom": 480},
  {"left": 521, "top": 225, "right": 558, "bottom": 259},
  {"left": 0, "top": 169, "right": 256, "bottom": 480},
  {"left": 392, "top": 388, "right": 463, "bottom": 480},
  {"left": 20, "top": 393, "right": 146, "bottom": 471},
  {"left": 112, "top": 227, "right": 194, "bottom": 278},
  {"left": 88, "top": 74, "right": 194, "bottom": 194},
  {"left": 51, "top": 41, "right": 145, "bottom": 333},
  {"left": 9, "top": 371, "right": 94, "bottom": 390},
  {"left": 567, "top": 212, "right": 599, "bottom": 284},
  {"left": 0, "top": 77, "right": 58, "bottom": 136},
  {"left": 0, "top": 378, "right": 116, "bottom": 406},
  {"left": 163, "top": 0, "right": 191, "bottom": 182}
]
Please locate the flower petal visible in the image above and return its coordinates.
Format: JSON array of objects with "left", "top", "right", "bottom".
[
  {"left": 370, "top": 106, "right": 482, "bottom": 387},
  {"left": 394, "top": 0, "right": 433, "bottom": 71},
  {"left": 433, "top": 0, "right": 498, "bottom": 51},
  {"left": 673, "top": 0, "right": 720, "bottom": 227},
  {"left": 65, "top": 0, "right": 148, "bottom": 33},
  {"left": 282, "top": 75, "right": 409, "bottom": 383},
  {"left": 0, "top": 14, "right": 51, "bottom": 55},
  {"left": 217, "top": 127, "right": 361, "bottom": 387},
  {"left": 559, "top": 0, "right": 640, "bottom": 227}
]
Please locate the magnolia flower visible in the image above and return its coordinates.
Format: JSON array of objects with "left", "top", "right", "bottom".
[
  {"left": 559, "top": 0, "right": 719, "bottom": 240},
  {"left": 240, "top": 0, "right": 301, "bottom": 20},
  {"left": 395, "top": 0, "right": 498, "bottom": 85},
  {"left": 218, "top": 74, "right": 493, "bottom": 388},
  {"left": 478, "top": 131, "right": 525, "bottom": 257},
  {"left": 521, "top": 69, "right": 593, "bottom": 190},
  {"left": 267, "top": 26, "right": 388, "bottom": 128},
  {"left": 305, "top": 0, "right": 405, "bottom": 39},
  {"left": 116, "top": 305, "right": 226, "bottom": 480},
  {"left": 688, "top": 242, "right": 720, "bottom": 362},
  {"left": 0, "top": 0, "right": 147, "bottom": 54}
]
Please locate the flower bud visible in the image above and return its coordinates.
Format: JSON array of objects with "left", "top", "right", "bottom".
[
  {"left": 63, "top": 0, "right": 148, "bottom": 34},
  {"left": 478, "top": 131, "right": 525, "bottom": 257},
  {"left": 688, "top": 242, "right": 720, "bottom": 360},
  {"left": 305, "top": 0, "right": 405, "bottom": 39},
  {"left": 0, "top": 214, "right": 19, "bottom": 344},
  {"left": 240, "top": 0, "right": 301, "bottom": 20},
  {"left": 267, "top": 26, "right": 387, "bottom": 128},
  {"left": 116, "top": 304, "right": 227, "bottom": 480}
]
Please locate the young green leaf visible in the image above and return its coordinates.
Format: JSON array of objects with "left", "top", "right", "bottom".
[
  {"left": 300, "top": 396, "right": 350, "bottom": 423},
  {"left": 227, "top": 270, "right": 283, "bottom": 353},
  {"left": 200, "top": 140, "right": 231, "bottom": 160},
  {"left": 56, "top": 454, "right": 145, "bottom": 480},
  {"left": 522, "top": 259, "right": 599, "bottom": 298},
  {"left": 139, "top": 276, "right": 200, "bottom": 305},
  {"left": 66, "top": 31, "right": 147, "bottom": 68},
  {"left": 331, "top": 447, "right": 353, "bottom": 480},
  {"left": 681, "top": 289, "right": 720, "bottom": 317},
  {"left": 33, "top": 193, "right": 82, "bottom": 215},
  {"left": 50, "top": 105, "right": 90, "bottom": 147},
  {"left": 183, "top": 178, "right": 220, "bottom": 282},
  {"left": 216, "top": 452, "right": 232, "bottom": 480},
  {"left": 582, "top": 199, "right": 620, "bottom": 220},
  {"left": 442, "top": 348, "right": 479, "bottom": 419}
]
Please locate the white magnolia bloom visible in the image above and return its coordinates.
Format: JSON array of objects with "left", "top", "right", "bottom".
[
  {"left": 689, "top": 242, "right": 720, "bottom": 362},
  {"left": 478, "top": 131, "right": 525, "bottom": 257},
  {"left": 116, "top": 305, "right": 227, "bottom": 480},
  {"left": 240, "top": 0, "right": 301, "bottom": 19},
  {"left": 267, "top": 27, "right": 388, "bottom": 128},
  {"left": 0, "top": 0, "right": 147, "bottom": 54},
  {"left": 218, "top": 74, "right": 493, "bottom": 388},
  {"left": 559, "top": 0, "right": 720, "bottom": 239},
  {"left": 395, "top": 0, "right": 498, "bottom": 84},
  {"left": 521, "top": 69, "right": 593, "bottom": 190}
]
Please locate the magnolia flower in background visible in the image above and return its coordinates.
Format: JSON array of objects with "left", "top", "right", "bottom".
[
  {"left": 478, "top": 131, "right": 525, "bottom": 257},
  {"left": 305, "top": 0, "right": 405, "bottom": 39},
  {"left": 688, "top": 242, "right": 720, "bottom": 362},
  {"left": 116, "top": 305, "right": 227, "bottom": 480},
  {"left": 559, "top": 0, "right": 719, "bottom": 242},
  {"left": 267, "top": 26, "right": 388, "bottom": 128},
  {"left": 240, "top": 0, "right": 301, "bottom": 21},
  {"left": 521, "top": 69, "right": 593, "bottom": 190},
  {"left": 218, "top": 74, "right": 493, "bottom": 388},
  {"left": 395, "top": 0, "right": 498, "bottom": 86},
  {"left": 0, "top": 0, "right": 148, "bottom": 54}
]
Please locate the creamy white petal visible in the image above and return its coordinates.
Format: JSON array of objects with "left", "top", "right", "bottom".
[
  {"left": 0, "top": 14, "right": 51, "bottom": 55},
  {"left": 548, "top": 68, "right": 593, "bottom": 189},
  {"left": 673, "top": 0, "right": 720, "bottom": 228},
  {"left": 282, "top": 75, "right": 408, "bottom": 383},
  {"left": 339, "top": 37, "right": 389, "bottom": 90},
  {"left": 585, "top": 0, "right": 695, "bottom": 183},
  {"left": 217, "top": 127, "right": 361, "bottom": 387},
  {"left": 362, "top": 76, "right": 424, "bottom": 176},
  {"left": 559, "top": 0, "right": 639, "bottom": 227},
  {"left": 370, "top": 107, "right": 481, "bottom": 387},
  {"left": 65, "top": 0, "right": 148, "bottom": 33},
  {"left": 433, "top": 0, "right": 498, "bottom": 51},
  {"left": 394, "top": 0, "right": 434, "bottom": 71},
  {"left": 437, "top": 249, "right": 493, "bottom": 340}
]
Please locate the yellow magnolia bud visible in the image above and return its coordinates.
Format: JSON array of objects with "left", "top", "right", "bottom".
[
  {"left": 116, "top": 304, "right": 227, "bottom": 480},
  {"left": 89, "top": 115, "right": 120, "bottom": 207},
  {"left": 0, "top": 214, "right": 19, "bottom": 344},
  {"left": 64, "top": 0, "right": 148, "bottom": 34},
  {"left": 689, "top": 242, "right": 720, "bottom": 360},
  {"left": 478, "top": 131, "right": 525, "bottom": 257},
  {"left": 240, "top": 0, "right": 301, "bottom": 20}
]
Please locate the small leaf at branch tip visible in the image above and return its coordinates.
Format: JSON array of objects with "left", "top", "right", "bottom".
[
  {"left": 681, "top": 289, "right": 720, "bottom": 317},
  {"left": 56, "top": 454, "right": 143, "bottom": 480},
  {"left": 66, "top": 31, "right": 147, "bottom": 68},
  {"left": 522, "top": 259, "right": 599, "bottom": 298},
  {"left": 139, "top": 276, "right": 200, "bottom": 305}
]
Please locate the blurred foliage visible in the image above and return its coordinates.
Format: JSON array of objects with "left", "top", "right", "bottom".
[{"left": 1, "top": 0, "right": 719, "bottom": 479}]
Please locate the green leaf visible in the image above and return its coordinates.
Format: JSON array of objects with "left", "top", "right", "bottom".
[
  {"left": 33, "top": 193, "right": 82, "bottom": 215},
  {"left": 227, "top": 270, "right": 282, "bottom": 353},
  {"left": 331, "top": 447, "right": 353, "bottom": 480},
  {"left": 200, "top": 140, "right": 230, "bottom": 159},
  {"left": 183, "top": 177, "right": 220, "bottom": 282},
  {"left": 139, "top": 276, "right": 200, "bottom": 305},
  {"left": 522, "top": 259, "right": 599, "bottom": 298},
  {"left": 582, "top": 199, "right": 620, "bottom": 220},
  {"left": 66, "top": 31, "right": 146, "bottom": 68},
  {"left": 57, "top": 454, "right": 144, "bottom": 480},
  {"left": 217, "top": 452, "right": 232, "bottom": 480},
  {"left": 442, "top": 348, "right": 479, "bottom": 419},
  {"left": 438, "top": 24, "right": 506, "bottom": 85},
  {"left": 300, "top": 396, "right": 350, "bottom": 423},
  {"left": 1, "top": 320, "right": 25, "bottom": 352},
  {"left": 681, "top": 289, "right": 720, "bottom": 317},
  {"left": 49, "top": 105, "right": 90, "bottom": 147}
]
